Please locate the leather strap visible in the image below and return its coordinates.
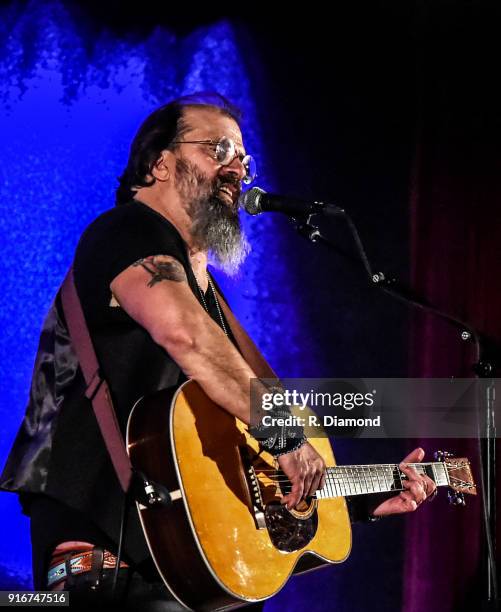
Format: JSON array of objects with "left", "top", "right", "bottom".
[
  {"left": 88, "top": 546, "right": 104, "bottom": 588},
  {"left": 213, "top": 285, "right": 278, "bottom": 379},
  {"left": 48, "top": 549, "right": 129, "bottom": 588},
  {"left": 60, "top": 267, "right": 132, "bottom": 492},
  {"left": 63, "top": 554, "right": 76, "bottom": 589}
]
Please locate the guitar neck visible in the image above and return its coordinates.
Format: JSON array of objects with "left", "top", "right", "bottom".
[{"left": 316, "top": 462, "right": 450, "bottom": 499}]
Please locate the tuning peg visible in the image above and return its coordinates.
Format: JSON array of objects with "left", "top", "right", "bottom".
[
  {"left": 435, "top": 450, "right": 453, "bottom": 462},
  {"left": 448, "top": 490, "right": 466, "bottom": 506}
]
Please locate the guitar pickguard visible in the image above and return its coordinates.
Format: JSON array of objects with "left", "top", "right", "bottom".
[{"left": 265, "top": 502, "right": 319, "bottom": 552}]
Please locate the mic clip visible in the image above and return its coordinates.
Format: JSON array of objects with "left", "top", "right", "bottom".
[{"left": 292, "top": 213, "right": 321, "bottom": 243}]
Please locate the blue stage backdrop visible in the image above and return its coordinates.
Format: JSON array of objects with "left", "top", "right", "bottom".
[{"left": 0, "top": 0, "right": 315, "bottom": 596}]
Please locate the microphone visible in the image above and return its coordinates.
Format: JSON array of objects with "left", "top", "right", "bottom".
[{"left": 240, "top": 186, "right": 345, "bottom": 218}]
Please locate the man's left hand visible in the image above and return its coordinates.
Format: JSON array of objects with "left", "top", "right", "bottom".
[{"left": 372, "top": 447, "right": 437, "bottom": 517}]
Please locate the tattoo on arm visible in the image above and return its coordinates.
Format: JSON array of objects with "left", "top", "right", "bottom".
[{"left": 132, "top": 255, "right": 187, "bottom": 287}]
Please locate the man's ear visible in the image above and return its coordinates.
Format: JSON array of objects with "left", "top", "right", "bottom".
[{"left": 151, "top": 150, "right": 175, "bottom": 182}]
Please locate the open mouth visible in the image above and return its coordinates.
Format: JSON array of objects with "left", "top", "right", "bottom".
[
  {"left": 219, "top": 185, "right": 233, "bottom": 199},
  {"left": 218, "top": 184, "right": 240, "bottom": 205}
]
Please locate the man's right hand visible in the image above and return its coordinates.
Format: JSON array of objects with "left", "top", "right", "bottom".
[{"left": 277, "top": 441, "right": 326, "bottom": 510}]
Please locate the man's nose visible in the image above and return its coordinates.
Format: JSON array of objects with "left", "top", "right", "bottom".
[{"left": 220, "top": 157, "right": 246, "bottom": 182}]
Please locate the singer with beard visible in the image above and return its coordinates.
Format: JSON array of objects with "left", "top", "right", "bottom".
[{"left": 0, "top": 93, "right": 435, "bottom": 610}]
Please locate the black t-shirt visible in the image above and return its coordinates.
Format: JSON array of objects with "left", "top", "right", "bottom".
[{"left": 27, "top": 200, "right": 236, "bottom": 588}]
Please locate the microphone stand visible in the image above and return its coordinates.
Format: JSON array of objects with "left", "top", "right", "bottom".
[{"left": 291, "top": 207, "right": 499, "bottom": 609}]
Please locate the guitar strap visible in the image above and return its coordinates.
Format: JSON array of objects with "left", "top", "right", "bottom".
[
  {"left": 60, "top": 266, "right": 276, "bottom": 494},
  {"left": 60, "top": 267, "right": 133, "bottom": 492},
  {"left": 211, "top": 286, "right": 278, "bottom": 379}
]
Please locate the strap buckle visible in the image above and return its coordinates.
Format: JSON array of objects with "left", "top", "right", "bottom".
[{"left": 85, "top": 370, "right": 103, "bottom": 401}]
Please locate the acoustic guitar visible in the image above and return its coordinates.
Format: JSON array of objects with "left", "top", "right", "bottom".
[{"left": 126, "top": 379, "right": 476, "bottom": 611}]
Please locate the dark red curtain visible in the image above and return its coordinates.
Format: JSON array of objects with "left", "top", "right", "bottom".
[{"left": 403, "top": 11, "right": 501, "bottom": 610}]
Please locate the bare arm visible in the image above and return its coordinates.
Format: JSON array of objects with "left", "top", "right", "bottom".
[{"left": 110, "top": 254, "right": 255, "bottom": 423}]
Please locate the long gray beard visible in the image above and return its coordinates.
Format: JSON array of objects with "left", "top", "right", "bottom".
[{"left": 176, "top": 159, "right": 250, "bottom": 276}]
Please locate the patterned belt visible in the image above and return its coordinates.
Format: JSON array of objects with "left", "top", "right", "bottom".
[{"left": 47, "top": 549, "right": 129, "bottom": 587}]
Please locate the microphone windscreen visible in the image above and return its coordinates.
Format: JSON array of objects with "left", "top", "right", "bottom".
[{"left": 239, "top": 186, "right": 265, "bottom": 215}]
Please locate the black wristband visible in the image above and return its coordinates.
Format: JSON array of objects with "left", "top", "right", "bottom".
[
  {"left": 250, "top": 387, "right": 306, "bottom": 456},
  {"left": 268, "top": 433, "right": 308, "bottom": 457}
]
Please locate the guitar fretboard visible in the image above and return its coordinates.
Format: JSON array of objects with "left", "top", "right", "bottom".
[{"left": 315, "top": 462, "right": 449, "bottom": 499}]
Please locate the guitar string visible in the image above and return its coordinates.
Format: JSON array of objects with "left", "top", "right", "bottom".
[
  {"left": 256, "top": 465, "right": 441, "bottom": 491},
  {"left": 252, "top": 462, "right": 453, "bottom": 496},
  {"left": 257, "top": 480, "right": 415, "bottom": 496},
  {"left": 256, "top": 466, "right": 430, "bottom": 481},
  {"left": 256, "top": 462, "right": 436, "bottom": 471},
  {"left": 257, "top": 466, "right": 423, "bottom": 479},
  {"left": 254, "top": 474, "right": 471, "bottom": 495},
  {"left": 249, "top": 456, "right": 469, "bottom": 494},
  {"left": 258, "top": 476, "right": 469, "bottom": 490},
  {"left": 255, "top": 469, "right": 404, "bottom": 485}
]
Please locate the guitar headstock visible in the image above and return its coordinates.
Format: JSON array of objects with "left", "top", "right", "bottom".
[{"left": 435, "top": 451, "right": 477, "bottom": 496}]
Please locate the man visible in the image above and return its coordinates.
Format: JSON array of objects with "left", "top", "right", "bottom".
[{"left": 0, "top": 93, "right": 436, "bottom": 609}]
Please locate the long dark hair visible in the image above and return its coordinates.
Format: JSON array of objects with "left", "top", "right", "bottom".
[{"left": 115, "top": 93, "right": 242, "bottom": 206}]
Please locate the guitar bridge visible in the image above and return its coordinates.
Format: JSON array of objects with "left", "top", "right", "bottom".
[{"left": 238, "top": 446, "right": 267, "bottom": 529}]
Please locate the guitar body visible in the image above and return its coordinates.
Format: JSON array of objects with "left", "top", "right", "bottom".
[{"left": 127, "top": 380, "right": 352, "bottom": 611}]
